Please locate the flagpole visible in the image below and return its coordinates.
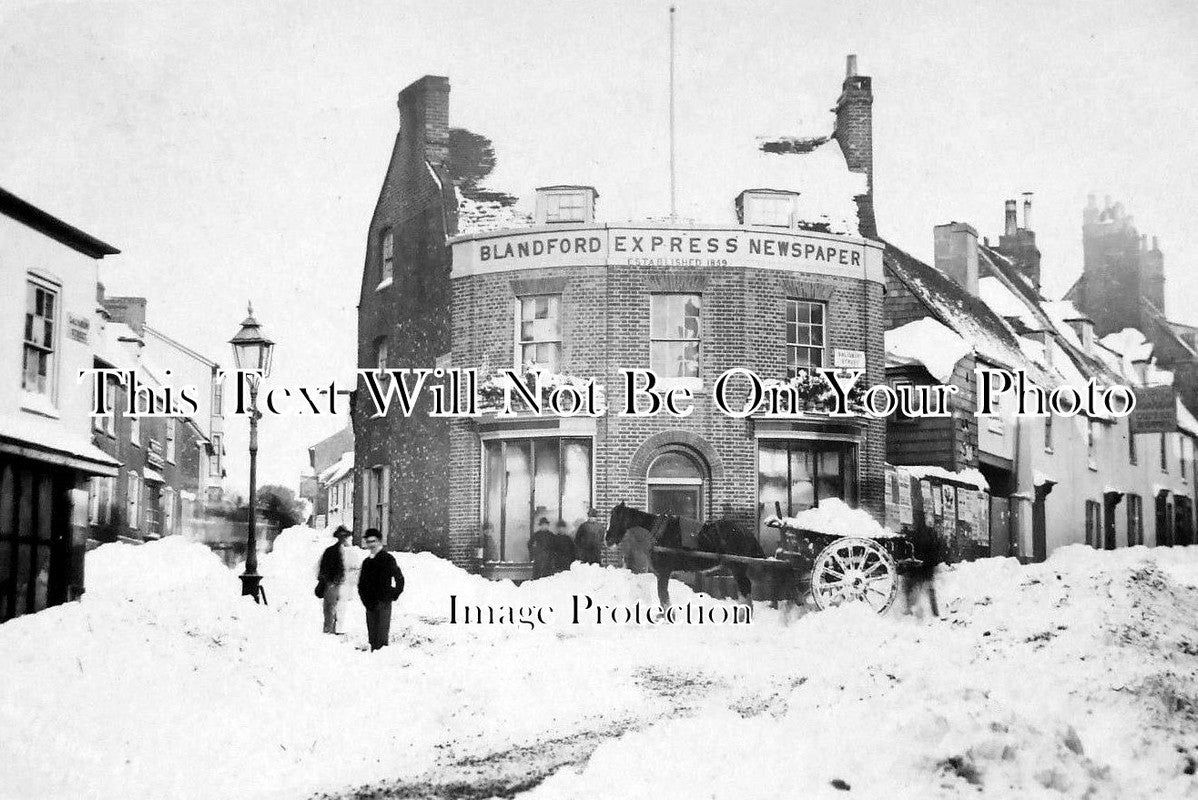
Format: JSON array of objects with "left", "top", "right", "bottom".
[{"left": 669, "top": 4, "right": 677, "bottom": 221}]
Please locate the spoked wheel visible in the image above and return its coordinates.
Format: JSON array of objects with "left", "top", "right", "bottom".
[{"left": 810, "top": 537, "right": 897, "bottom": 614}]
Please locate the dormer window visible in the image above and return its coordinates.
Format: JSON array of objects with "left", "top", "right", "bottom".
[
  {"left": 738, "top": 190, "right": 799, "bottom": 228},
  {"left": 535, "top": 186, "right": 597, "bottom": 224}
]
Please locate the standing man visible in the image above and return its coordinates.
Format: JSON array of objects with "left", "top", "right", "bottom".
[
  {"left": 318, "top": 526, "right": 353, "bottom": 634},
  {"left": 358, "top": 528, "right": 405, "bottom": 651},
  {"left": 551, "top": 519, "right": 577, "bottom": 574},
  {"left": 574, "top": 507, "right": 605, "bottom": 565},
  {"left": 529, "top": 516, "right": 555, "bottom": 579}
]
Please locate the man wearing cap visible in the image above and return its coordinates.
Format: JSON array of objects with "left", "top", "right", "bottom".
[
  {"left": 317, "top": 526, "right": 353, "bottom": 634},
  {"left": 574, "top": 507, "right": 605, "bottom": 565}
]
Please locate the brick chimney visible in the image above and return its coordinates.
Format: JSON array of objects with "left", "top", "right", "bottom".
[
  {"left": 834, "top": 55, "right": 875, "bottom": 238},
  {"left": 397, "top": 75, "right": 450, "bottom": 169},
  {"left": 934, "top": 222, "right": 979, "bottom": 295},
  {"left": 995, "top": 195, "right": 1042, "bottom": 290}
]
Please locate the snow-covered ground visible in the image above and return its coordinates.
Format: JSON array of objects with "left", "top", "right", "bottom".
[{"left": 1, "top": 528, "right": 1196, "bottom": 800}]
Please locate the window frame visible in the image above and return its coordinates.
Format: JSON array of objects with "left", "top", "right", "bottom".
[
  {"left": 543, "top": 191, "right": 588, "bottom": 224},
  {"left": 1160, "top": 432, "right": 1169, "bottom": 473},
  {"left": 1043, "top": 414, "right": 1054, "bottom": 453},
  {"left": 1126, "top": 493, "right": 1143, "bottom": 547},
  {"left": 649, "top": 293, "right": 702, "bottom": 381},
  {"left": 379, "top": 228, "right": 395, "bottom": 286},
  {"left": 515, "top": 294, "right": 563, "bottom": 372},
  {"left": 127, "top": 471, "right": 141, "bottom": 530},
  {"left": 21, "top": 275, "right": 61, "bottom": 401},
  {"left": 165, "top": 417, "right": 176, "bottom": 464},
  {"left": 784, "top": 299, "right": 826, "bottom": 377}
]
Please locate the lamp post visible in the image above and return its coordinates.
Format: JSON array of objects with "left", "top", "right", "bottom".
[{"left": 229, "top": 302, "right": 275, "bottom": 602}]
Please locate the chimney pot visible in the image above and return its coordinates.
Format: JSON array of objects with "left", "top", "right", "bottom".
[
  {"left": 1152, "top": 235, "right": 1160, "bottom": 251},
  {"left": 846, "top": 54, "right": 858, "bottom": 77},
  {"left": 1004, "top": 199, "right": 1018, "bottom": 236},
  {"left": 1022, "top": 192, "right": 1033, "bottom": 231}
]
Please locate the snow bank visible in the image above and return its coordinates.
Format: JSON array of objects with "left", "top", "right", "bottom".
[
  {"left": 885, "top": 317, "right": 971, "bottom": 382},
  {"left": 86, "top": 536, "right": 239, "bottom": 602},
  {"left": 766, "top": 497, "right": 899, "bottom": 539}
]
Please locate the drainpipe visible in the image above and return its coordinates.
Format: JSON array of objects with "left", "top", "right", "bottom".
[{"left": 1009, "top": 413, "right": 1036, "bottom": 562}]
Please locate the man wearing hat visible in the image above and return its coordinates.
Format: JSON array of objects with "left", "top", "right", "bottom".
[
  {"left": 574, "top": 507, "right": 605, "bottom": 565},
  {"left": 528, "top": 516, "right": 556, "bottom": 579},
  {"left": 317, "top": 526, "right": 353, "bottom": 634}
]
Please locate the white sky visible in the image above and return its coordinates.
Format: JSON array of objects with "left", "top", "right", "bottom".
[{"left": 3, "top": 0, "right": 1197, "bottom": 494}]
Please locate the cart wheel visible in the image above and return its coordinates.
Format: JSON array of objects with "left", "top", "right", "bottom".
[{"left": 810, "top": 537, "right": 897, "bottom": 614}]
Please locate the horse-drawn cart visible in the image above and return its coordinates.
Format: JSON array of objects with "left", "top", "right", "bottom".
[{"left": 606, "top": 501, "right": 922, "bottom": 614}]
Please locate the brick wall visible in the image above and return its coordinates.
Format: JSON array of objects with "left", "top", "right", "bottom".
[
  {"left": 445, "top": 257, "right": 886, "bottom": 568},
  {"left": 353, "top": 76, "right": 458, "bottom": 553}
]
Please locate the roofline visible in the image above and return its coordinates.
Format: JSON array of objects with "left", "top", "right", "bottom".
[{"left": 0, "top": 187, "right": 119, "bottom": 259}]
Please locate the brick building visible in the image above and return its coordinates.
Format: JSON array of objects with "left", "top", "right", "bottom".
[
  {"left": 355, "top": 61, "right": 887, "bottom": 580},
  {"left": 88, "top": 291, "right": 223, "bottom": 543}
]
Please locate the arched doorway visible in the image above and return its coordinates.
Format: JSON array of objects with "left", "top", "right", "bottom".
[{"left": 646, "top": 449, "right": 705, "bottom": 520}]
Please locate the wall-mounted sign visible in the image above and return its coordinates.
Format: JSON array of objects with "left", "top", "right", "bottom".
[
  {"left": 1130, "top": 385, "right": 1177, "bottom": 433},
  {"left": 68, "top": 314, "right": 90, "bottom": 344},
  {"left": 833, "top": 348, "right": 866, "bottom": 370}
]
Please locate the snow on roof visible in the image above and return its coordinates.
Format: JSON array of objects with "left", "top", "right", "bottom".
[
  {"left": 897, "top": 464, "right": 989, "bottom": 490},
  {"left": 1101, "top": 328, "right": 1154, "bottom": 363},
  {"left": 735, "top": 137, "right": 865, "bottom": 235},
  {"left": 1033, "top": 470, "right": 1056, "bottom": 487},
  {"left": 1177, "top": 400, "right": 1198, "bottom": 438},
  {"left": 979, "top": 276, "right": 1033, "bottom": 321},
  {"left": 0, "top": 411, "right": 120, "bottom": 471},
  {"left": 766, "top": 498, "right": 900, "bottom": 539},
  {"left": 884, "top": 243, "right": 1053, "bottom": 385},
  {"left": 885, "top": 317, "right": 970, "bottom": 382},
  {"left": 318, "top": 450, "right": 354, "bottom": 486},
  {"left": 454, "top": 187, "right": 533, "bottom": 236}
]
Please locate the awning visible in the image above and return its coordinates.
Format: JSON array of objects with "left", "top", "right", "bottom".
[
  {"left": 0, "top": 411, "right": 120, "bottom": 476},
  {"left": 143, "top": 468, "right": 165, "bottom": 484}
]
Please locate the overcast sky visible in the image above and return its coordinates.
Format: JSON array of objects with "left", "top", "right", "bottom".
[{"left": 3, "top": 0, "right": 1196, "bottom": 494}]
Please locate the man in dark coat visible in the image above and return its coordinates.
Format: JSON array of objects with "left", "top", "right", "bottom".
[
  {"left": 574, "top": 507, "right": 604, "bottom": 565},
  {"left": 528, "top": 517, "right": 555, "bottom": 579},
  {"left": 551, "top": 519, "right": 577, "bottom": 573},
  {"left": 317, "top": 526, "right": 352, "bottom": 634},
  {"left": 357, "top": 528, "right": 405, "bottom": 651}
]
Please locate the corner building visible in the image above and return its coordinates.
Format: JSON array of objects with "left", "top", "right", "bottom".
[{"left": 355, "top": 64, "right": 887, "bottom": 581}]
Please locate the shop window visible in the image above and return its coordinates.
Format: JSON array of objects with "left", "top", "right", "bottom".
[
  {"left": 646, "top": 449, "right": 705, "bottom": 520},
  {"left": 650, "top": 294, "right": 701, "bottom": 378},
  {"left": 517, "top": 295, "right": 561, "bottom": 371},
  {"left": 88, "top": 476, "right": 114, "bottom": 527},
  {"left": 127, "top": 471, "right": 141, "bottom": 530},
  {"left": 22, "top": 278, "right": 58, "bottom": 398},
  {"left": 785, "top": 299, "right": 825, "bottom": 376},
  {"left": 1126, "top": 494, "right": 1143, "bottom": 546},
  {"left": 758, "top": 439, "right": 858, "bottom": 550},
  {"left": 1084, "top": 499, "right": 1101, "bottom": 548},
  {"left": 483, "top": 438, "right": 592, "bottom": 562},
  {"left": 379, "top": 228, "right": 394, "bottom": 285}
]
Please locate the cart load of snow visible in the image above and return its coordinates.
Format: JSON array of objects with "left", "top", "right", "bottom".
[{"left": 765, "top": 498, "right": 900, "bottom": 539}]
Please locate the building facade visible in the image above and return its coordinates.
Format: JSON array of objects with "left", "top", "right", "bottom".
[
  {"left": 308, "top": 424, "right": 354, "bottom": 529},
  {"left": 87, "top": 292, "right": 221, "bottom": 544},
  {"left": 885, "top": 200, "right": 1198, "bottom": 562},
  {"left": 355, "top": 64, "right": 887, "bottom": 580},
  {"left": 0, "top": 188, "right": 121, "bottom": 622}
]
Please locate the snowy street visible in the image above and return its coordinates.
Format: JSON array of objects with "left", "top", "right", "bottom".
[{"left": 2, "top": 529, "right": 1197, "bottom": 800}]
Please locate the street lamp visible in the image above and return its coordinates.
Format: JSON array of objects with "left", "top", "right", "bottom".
[{"left": 229, "top": 302, "right": 275, "bottom": 602}]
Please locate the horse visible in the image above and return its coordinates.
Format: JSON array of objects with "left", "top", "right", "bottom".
[{"left": 605, "top": 502, "right": 765, "bottom": 609}]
